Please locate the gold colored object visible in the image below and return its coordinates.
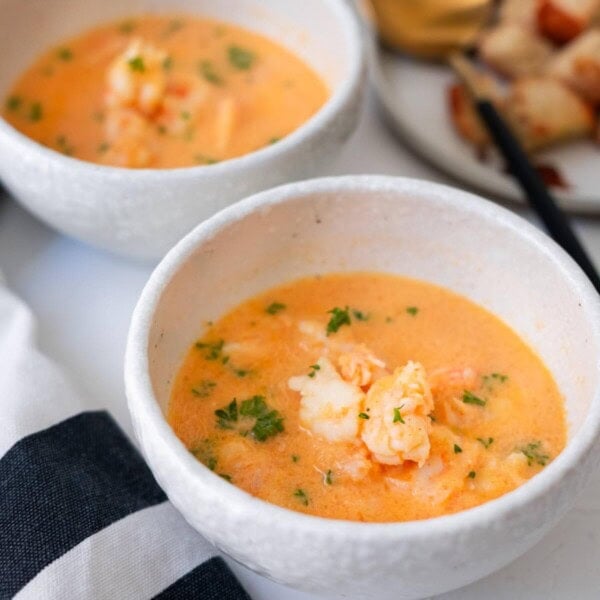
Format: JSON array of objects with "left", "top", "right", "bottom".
[{"left": 367, "top": 0, "right": 493, "bottom": 60}]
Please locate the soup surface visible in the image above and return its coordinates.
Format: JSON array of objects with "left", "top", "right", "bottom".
[
  {"left": 169, "top": 273, "right": 566, "bottom": 522},
  {"left": 2, "top": 14, "right": 328, "bottom": 168}
]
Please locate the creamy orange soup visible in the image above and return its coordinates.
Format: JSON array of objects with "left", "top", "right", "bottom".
[
  {"left": 2, "top": 15, "right": 328, "bottom": 168},
  {"left": 169, "top": 273, "right": 566, "bottom": 522}
]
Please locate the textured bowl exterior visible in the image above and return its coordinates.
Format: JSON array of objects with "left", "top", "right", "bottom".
[
  {"left": 0, "top": 0, "right": 365, "bottom": 260},
  {"left": 125, "top": 176, "right": 600, "bottom": 599}
]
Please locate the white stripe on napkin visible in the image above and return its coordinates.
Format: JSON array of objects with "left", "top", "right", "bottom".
[
  {"left": 15, "top": 501, "right": 217, "bottom": 600},
  {"left": 0, "top": 286, "right": 84, "bottom": 459}
]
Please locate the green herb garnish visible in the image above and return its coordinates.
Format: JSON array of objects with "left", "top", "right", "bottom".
[
  {"left": 233, "top": 368, "right": 251, "bottom": 378},
  {"left": 190, "top": 440, "right": 217, "bottom": 471},
  {"left": 308, "top": 364, "right": 321, "bottom": 378},
  {"left": 406, "top": 306, "right": 419, "bottom": 316},
  {"left": 468, "top": 471, "right": 477, "bottom": 479},
  {"left": 215, "top": 399, "right": 238, "bottom": 430},
  {"left": 268, "top": 136, "right": 281, "bottom": 145},
  {"left": 191, "top": 380, "right": 217, "bottom": 398},
  {"left": 291, "top": 454, "right": 300, "bottom": 463},
  {"left": 454, "top": 444, "right": 462, "bottom": 454},
  {"left": 118, "top": 20, "right": 136, "bottom": 34},
  {"left": 352, "top": 309, "right": 369, "bottom": 321},
  {"left": 462, "top": 390, "right": 486, "bottom": 407},
  {"left": 266, "top": 301, "right": 286, "bottom": 315},
  {"left": 239, "top": 395, "right": 284, "bottom": 441},
  {"left": 393, "top": 405, "right": 405, "bottom": 424},
  {"left": 195, "top": 339, "right": 226, "bottom": 361},
  {"left": 97, "top": 142, "right": 110, "bottom": 154},
  {"left": 5, "top": 95, "right": 22, "bottom": 111},
  {"left": 358, "top": 412, "right": 370, "bottom": 420},
  {"left": 194, "top": 154, "right": 219, "bottom": 165},
  {"left": 325, "top": 470, "right": 333, "bottom": 485},
  {"left": 128, "top": 56, "right": 145, "bottom": 72},
  {"left": 477, "top": 437, "right": 494, "bottom": 449},
  {"left": 162, "top": 56, "right": 173, "bottom": 71},
  {"left": 228, "top": 45, "right": 256, "bottom": 70},
  {"left": 293, "top": 488, "right": 309, "bottom": 506},
  {"left": 326, "top": 306, "right": 351, "bottom": 335},
  {"left": 219, "top": 473, "right": 232, "bottom": 482},
  {"left": 29, "top": 102, "right": 43, "bottom": 122},
  {"left": 56, "top": 135, "right": 74, "bottom": 156},
  {"left": 198, "top": 60, "right": 223, "bottom": 85},
  {"left": 57, "top": 47, "right": 73, "bottom": 61},
  {"left": 519, "top": 441, "right": 550, "bottom": 467}
]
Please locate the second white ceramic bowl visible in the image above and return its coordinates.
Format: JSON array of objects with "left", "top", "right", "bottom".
[
  {"left": 125, "top": 175, "right": 600, "bottom": 599},
  {"left": 0, "top": 0, "right": 364, "bottom": 259}
]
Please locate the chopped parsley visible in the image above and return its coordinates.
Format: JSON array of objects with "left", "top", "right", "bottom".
[
  {"left": 191, "top": 380, "right": 217, "bottom": 398},
  {"left": 128, "top": 56, "right": 145, "bottom": 72},
  {"left": 291, "top": 454, "right": 300, "bottom": 463},
  {"left": 358, "top": 412, "right": 370, "bottom": 420},
  {"left": 195, "top": 339, "right": 226, "bottom": 361},
  {"left": 406, "top": 306, "right": 419, "bottom": 316},
  {"left": 453, "top": 444, "right": 463, "bottom": 454},
  {"left": 308, "top": 364, "right": 320, "bottom": 378},
  {"left": 164, "top": 19, "right": 184, "bottom": 36},
  {"left": 198, "top": 60, "right": 223, "bottom": 85},
  {"left": 519, "top": 441, "right": 549, "bottom": 467},
  {"left": 215, "top": 399, "right": 238, "bottom": 429},
  {"left": 393, "top": 405, "right": 405, "bottom": 424},
  {"left": 468, "top": 471, "right": 477, "bottom": 479},
  {"left": 5, "top": 95, "right": 22, "bottom": 111},
  {"left": 162, "top": 56, "right": 173, "bottom": 71},
  {"left": 56, "top": 135, "right": 74, "bottom": 156},
  {"left": 352, "top": 309, "right": 369, "bottom": 321},
  {"left": 118, "top": 20, "right": 136, "bottom": 34},
  {"left": 233, "top": 368, "right": 251, "bottom": 378},
  {"left": 219, "top": 473, "right": 232, "bottom": 482},
  {"left": 477, "top": 437, "right": 494, "bottom": 449},
  {"left": 265, "top": 301, "right": 286, "bottom": 315},
  {"left": 268, "top": 136, "right": 281, "bottom": 145},
  {"left": 57, "top": 47, "right": 73, "bottom": 61},
  {"left": 181, "top": 110, "right": 191, "bottom": 121},
  {"left": 326, "top": 306, "right": 351, "bottom": 335},
  {"left": 462, "top": 390, "right": 486, "bottom": 407},
  {"left": 324, "top": 470, "right": 333, "bottom": 485},
  {"left": 97, "top": 142, "right": 110, "bottom": 154},
  {"left": 190, "top": 440, "right": 217, "bottom": 471},
  {"left": 194, "top": 154, "right": 219, "bottom": 165},
  {"left": 228, "top": 45, "right": 256, "bottom": 70},
  {"left": 29, "top": 102, "right": 43, "bottom": 122},
  {"left": 293, "top": 488, "right": 309, "bottom": 506},
  {"left": 215, "top": 396, "right": 284, "bottom": 442}
]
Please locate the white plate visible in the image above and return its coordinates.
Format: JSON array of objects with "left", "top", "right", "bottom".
[{"left": 369, "top": 37, "right": 600, "bottom": 213}]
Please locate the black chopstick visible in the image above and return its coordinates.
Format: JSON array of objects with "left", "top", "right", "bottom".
[{"left": 475, "top": 100, "right": 600, "bottom": 294}]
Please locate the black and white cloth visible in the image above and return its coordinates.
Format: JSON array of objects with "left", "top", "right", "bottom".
[{"left": 0, "top": 280, "right": 251, "bottom": 599}]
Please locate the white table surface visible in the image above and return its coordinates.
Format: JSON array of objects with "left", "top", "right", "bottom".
[{"left": 2, "top": 92, "right": 600, "bottom": 599}]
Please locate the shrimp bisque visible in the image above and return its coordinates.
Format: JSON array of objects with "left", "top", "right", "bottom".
[
  {"left": 1, "top": 15, "right": 328, "bottom": 168},
  {"left": 168, "top": 273, "right": 567, "bottom": 522}
]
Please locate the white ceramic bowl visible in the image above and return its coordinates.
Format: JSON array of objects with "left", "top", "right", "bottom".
[
  {"left": 125, "top": 175, "right": 600, "bottom": 600},
  {"left": 0, "top": 0, "right": 365, "bottom": 260}
]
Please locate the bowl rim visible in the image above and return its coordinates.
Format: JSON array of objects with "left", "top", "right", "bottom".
[
  {"left": 125, "top": 174, "right": 600, "bottom": 540},
  {"left": 0, "top": 0, "right": 364, "bottom": 180}
]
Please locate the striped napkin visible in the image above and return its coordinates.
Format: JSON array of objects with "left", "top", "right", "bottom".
[{"left": 0, "top": 279, "right": 251, "bottom": 599}]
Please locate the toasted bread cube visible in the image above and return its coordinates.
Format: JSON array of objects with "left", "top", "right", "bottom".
[
  {"left": 504, "top": 77, "right": 595, "bottom": 150},
  {"left": 479, "top": 23, "right": 554, "bottom": 78},
  {"left": 538, "top": 0, "right": 600, "bottom": 44},
  {"left": 499, "top": 0, "right": 539, "bottom": 29},
  {"left": 548, "top": 29, "right": 600, "bottom": 103}
]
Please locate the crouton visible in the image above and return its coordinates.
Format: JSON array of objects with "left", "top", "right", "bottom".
[
  {"left": 504, "top": 77, "right": 595, "bottom": 150},
  {"left": 548, "top": 29, "right": 600, "bottom": 103},
  {"left": 537, "top": 0, "right": 600, "bottom": 44},
  {"left": 479, "top": 23, "right": 554, "bottom": 78}
]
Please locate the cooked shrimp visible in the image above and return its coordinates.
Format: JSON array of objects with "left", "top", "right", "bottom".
[
  {"left": 337, "top": 344, "right": 387, "bottom": 388},
  {"left": 336, "top": 448, "right": 374, "bottom": 482},
  {"left": 106, "top": 38, "right": 168, "bottom": 116},
  {"left": 288, "top": 357, "right": 364, "bottom": 443},
  {"left": 101, "top": 107, "right": 155, "bottom": 167},
  {"left": 361, "top": 361, "right": 434, "bottom": 467}
]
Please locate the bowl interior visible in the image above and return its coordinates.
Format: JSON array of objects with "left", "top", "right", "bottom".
[
  {"left": 0, "top": 0, "right": 354, "bottom": 102},
  {"left": 146, "top": 178, "right": 600, "bottom": 446}
]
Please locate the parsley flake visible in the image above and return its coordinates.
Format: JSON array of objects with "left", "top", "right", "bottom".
[
  {"left": 308, "top": 364, "right": 320, "bottom": 378},
  {"left": 291, "top": 454, "right": 300, "bottom": 463},
  {"left": 393, "top": 405, "right": 405, "bottom": 424},
  {"left": 228, "top": 45, "right": 256, "bottom": 70},
  {"left": 240, "top": 396, "right": 284, "bottom": 441},
  {"left": 265, "top": 302, "right": 286, "bottom": 315},
  {"left": 293, "top": 488, "right": 309, "bottom": 506},
  {"left": 519, "top": 441, "right": 550, "bottom": 467},
  {"left": 191, "top": 380, "right": 217, "bottom": 398},
  {"left": 406, "top": 306, "right": 419, "bottom": 316},
  {"left": 326, "top": 306, "right": 351, "bottom": 335},
  {"left": 454, "top": 444, "right": 463, "bottom": 454},
  {"left": 215, "top": 399, "right": 238, "bottom": 430},
  {"left": 6, "top": 95, "right": 22, "bottom": 111},
  {"left": 468, "top": 471, "right": 477, "bottom": 479},
  {"left": 128, "top": 56, "right": 145, "bottom": 72},
  {"left": 29, "top": 102, "right": 43, "bottom": 122},
  {"left": 352, "top": 309, "right": 369, "bottom": 321},
  {"left": 325, "top": 470, "right": 333, "bottom": 485},
  {"left": 477, "top": 437, "right": 494, "bottom": 449},
  {"left": 462, "top": 390, "right": 487, "bottom": 407},
  {"left": 57, "top": 47, "right": 73, "bottom": 61},
  {"left": 198, "top": 60, "right": 223, "bottom": 85},
  {"left": 195, "top": 339, "right": 226, "bottom": 361},
  {"left": 358, "top": 412, "right": 370, "bottom": 420}
]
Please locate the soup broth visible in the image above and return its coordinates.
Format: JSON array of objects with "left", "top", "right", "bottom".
[
  {"left": 2, "top": 14, "right": 328, "bottom": 168},
  {"left": 169, "top": 273, "right": 566, "bottom": 522}
]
